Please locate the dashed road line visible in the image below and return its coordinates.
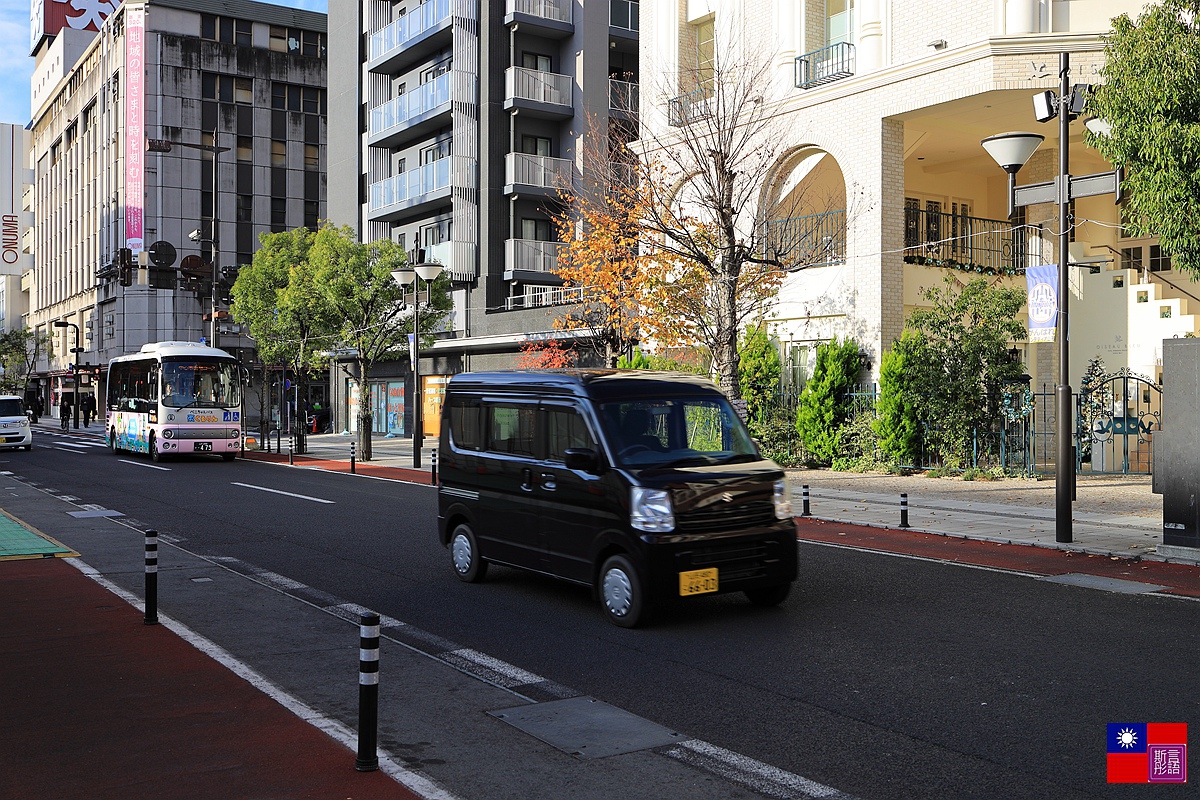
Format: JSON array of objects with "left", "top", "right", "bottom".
[{"left": 231, "top": 482, "right": 334, "bottom": 504}]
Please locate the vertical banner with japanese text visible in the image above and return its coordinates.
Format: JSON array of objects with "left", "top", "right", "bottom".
[
  {"left": 1025, "top": 263, "right": 1058, "bottom": 343},
  {"left": 124, "top": 3, "right": 145, "bottom": 253}
]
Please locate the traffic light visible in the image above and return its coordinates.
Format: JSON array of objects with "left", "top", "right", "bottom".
[{"left": 118, "top": 248, "right": 134, "bottom": 286}]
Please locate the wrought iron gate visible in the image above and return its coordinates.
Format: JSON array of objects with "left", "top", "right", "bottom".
[{"left": 1077, "top": 368, "right": 1161, "bottom": 475}]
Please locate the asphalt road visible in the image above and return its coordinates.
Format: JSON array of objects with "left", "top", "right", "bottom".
[{"left": 12, "top": 431, "right": 1198, "bottom": 799}]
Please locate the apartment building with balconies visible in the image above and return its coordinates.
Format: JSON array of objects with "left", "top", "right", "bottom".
[
  {"left": 328, "top": 0, "right": 638, "bottom": 433},
  {"left": 26, "top": 0, "right": 327, "bottom": 414},
  {"left": 643, "top": 1, "right": 1181, "bottom": 400}
]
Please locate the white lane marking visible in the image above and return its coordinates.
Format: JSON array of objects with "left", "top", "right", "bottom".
[
  {"left": 667, "top": 739, "right": 858, "bottom": 799},
  {"left": 119, "top": 459, "right": 171, "bottom": 471},
  {"left": 231, "top": 482, "right": 335, "bottom": 504},
  {"left": 446, "top": 648, "right": 544, "bottom": 686},
  {"left": 52, "top": 447, "right": 82, "bottom": 454},
  {"left": 52, "top": 441, "right": 91, "bottom": 448},
  {"left": 65, "top": 558, "right": 462, "bottom": 800}
]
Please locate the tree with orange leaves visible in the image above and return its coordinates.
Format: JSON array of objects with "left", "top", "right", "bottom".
[{"left": 514, "top": 339, "right": 577, "bottom": 370}]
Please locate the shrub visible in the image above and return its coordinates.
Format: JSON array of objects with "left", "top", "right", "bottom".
[
  {"left": 795, "top": 337, "right": 863, "bottom": 464},
  {"left": 874, "top": 331, "right": 922, "bottom": 465},
  {"left": 738, "top": 323, "right": 782, "bottom": 424}
]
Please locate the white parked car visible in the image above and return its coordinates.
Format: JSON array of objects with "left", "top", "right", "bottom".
[{"left": 0, "top": 395, "right": 32, "bottom": 451}]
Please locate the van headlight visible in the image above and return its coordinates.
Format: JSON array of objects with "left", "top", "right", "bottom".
[
  {"left": 773, "top": 479, "right": 792, "bottom": 519},
  {"left": 630, "top": 487, "right": 674, "bottom": 532}
]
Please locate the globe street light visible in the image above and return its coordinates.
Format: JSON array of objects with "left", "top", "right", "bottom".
[{"left": 391, "top": 257, "right": 444, "bottom": 469}]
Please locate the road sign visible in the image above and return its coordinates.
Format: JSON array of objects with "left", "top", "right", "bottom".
[{"left": 148, "top": 240, "right": 177, "bottom": 268}]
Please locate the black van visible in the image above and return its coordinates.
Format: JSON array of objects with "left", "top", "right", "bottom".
[{"left": 437, "top": 370, "right": 797, "bottom": 627}]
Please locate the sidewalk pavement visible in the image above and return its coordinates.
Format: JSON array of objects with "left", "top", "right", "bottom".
[{"left": 8, "top": 422, "right": 1200, "bottom": 799}]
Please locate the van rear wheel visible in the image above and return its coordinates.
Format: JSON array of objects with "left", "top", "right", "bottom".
[
  {"left": 600, "top": 555, "right": 647, "bottom": 628},
  {"left": 450, "top": 523, "right": 487, "bottom": 583},
  {"left": 745, "top": 583, "right": 791, "bottom": 607}
]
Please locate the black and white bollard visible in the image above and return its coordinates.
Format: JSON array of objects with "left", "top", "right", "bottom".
[
  {"left": 801, "top": 484, "right": 811, "bottom": 517},
  {"left": 350, "top": 441, "right": 356, "bottom": 474},
  {"left": 431, "top": 448, "right": 438, "bottom": 485},
  {"left": 144, "top": 529, "right": 159, "bottom": 625},
  {"left": 899, "top": 493, "right": 910, "bottom": 529},
  {"left": 288, "top": 431, "right": 294, "bottom": 465},
  {"left": 355, "top": 611, "right": 380, "bottom": 772}
]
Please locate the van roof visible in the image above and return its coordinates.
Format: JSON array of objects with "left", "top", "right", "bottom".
[{"left": 446, "top": 369, "right": 724, "bottom": 401}]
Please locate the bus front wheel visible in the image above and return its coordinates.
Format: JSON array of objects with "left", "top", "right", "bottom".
[{"left": 149, "top": 433, "right": 162, "bottom": 463}]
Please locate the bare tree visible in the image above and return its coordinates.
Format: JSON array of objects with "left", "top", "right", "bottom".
[{"left": 636, "top": 28, "right": 857, "bottom": 398}]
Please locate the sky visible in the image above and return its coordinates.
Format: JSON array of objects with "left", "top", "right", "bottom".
[{"left": 0, "top": 0, "right": 328, "bottom": 127}]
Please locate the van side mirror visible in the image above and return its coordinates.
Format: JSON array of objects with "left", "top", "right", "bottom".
[{"left": 563, "top": 447, "right": 600, "bottom": 472}]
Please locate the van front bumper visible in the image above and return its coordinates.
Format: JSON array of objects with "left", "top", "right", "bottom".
[{"left": 643, "top": 523, "right": 798, "bottom": 600}]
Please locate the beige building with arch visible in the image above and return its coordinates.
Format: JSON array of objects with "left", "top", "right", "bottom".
[{"left": 641, "top": 0, "right": 1192, "bottom": 396}]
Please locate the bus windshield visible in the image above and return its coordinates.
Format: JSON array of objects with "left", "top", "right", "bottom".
[{"left": 161, "top": 358, "right": 241, "bottom": 408}]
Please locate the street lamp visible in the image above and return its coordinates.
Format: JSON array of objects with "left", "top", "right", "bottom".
[
  {"left": 391, "top": 257, "right": 445, "bottom": 469},
  {"left": 148, "top": 130, "right": 229, "bottom": 349},
  {"left": 53, "top": 320, "right": 83, "bottom": 430},
  {"left": 981, "top": 53, "right": 1122, "bottom": 545}
]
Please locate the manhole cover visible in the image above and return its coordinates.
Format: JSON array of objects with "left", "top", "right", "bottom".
[{"left": 488, "top": 696, "right": 686, "bottom": 758}]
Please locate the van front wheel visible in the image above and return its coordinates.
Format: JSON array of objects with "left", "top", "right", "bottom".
[
  {"left": 450, "top": 524, "right": 487, "bottom": 583},
  {"left": 600, "top": 555, "right": 647, "bottom": 628}
]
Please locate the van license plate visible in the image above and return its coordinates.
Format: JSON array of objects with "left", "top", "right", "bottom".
[
  {"left": 195, "top": 442, "right": 212, "bottom": 452},
  {"left": 679, "top": 568, "right": 719, "bottom": 596}
]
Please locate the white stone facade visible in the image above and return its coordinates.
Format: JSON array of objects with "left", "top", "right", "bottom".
[{"left": 640, "top": 0, "right": 1176, "bottom": 389}]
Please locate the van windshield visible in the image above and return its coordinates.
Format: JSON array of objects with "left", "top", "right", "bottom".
[
  {"left": 599, "top": 397, "right": 759, "bottom": 469},
  {"left": 0, "top": 399, "right": 23, "bottom": 417}
]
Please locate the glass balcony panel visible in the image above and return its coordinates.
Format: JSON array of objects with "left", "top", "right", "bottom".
[
  {"left": 506, "top": 239, "right": 566, "bottom": 273},
  {"left": 608, "top": 79, "right": 639, "bottom": 114},
  {"left": 368, "top": 73, "right": 452, "bottom": 138},
  {"left": 369, "top": 0, "right": 451, "bottom": 61},
  {"left": 506, "top": 153, "right": 573, "bottom": 191},
  {"left": 368, "top": 156, "right": 465, "bottom": 214},
  {"left": 506, "top": 67, "right": 573, "bottom": 106},
  {"left": 506, "top": 0, "right": 571, "bottom": 23}
]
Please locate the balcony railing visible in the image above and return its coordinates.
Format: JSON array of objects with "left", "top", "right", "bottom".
[
  {"left": 609, "top": 79, "right": 639, "bottom": 115},
  {"left": 506, "top": 67, "right": 573, "bottom": 106},
  {"left": 610, "top": 0, "right": 639, "bottom": 32},
  {"left": 506, "top": 152, "right": 573, "bottom": 192},
  {"left": 368, "top": 156, "right": 464, "bottom": 213},
  {"left": 668, "top": 87, "right": 712, "bottom": 127},
  {"left": 507, "top": 0, "right": 571, "bottom": 23},
  {"left": 903, "top": 207, "right": 1025, "bottom": 275},
  {"left": 369, "top": 0, "right": 451, "bottom": 62},
  {"left": 795, "top": 42, "right": 855, "bottom": 89},
  {"left": 761, "top": 210, "right": 846, "bottom": 267},
  {"left": 506, "top": 239, "right": 566, "bottom": 273},
  {"left": 368, "top": 74, "right": 451, "bottom": 138},
  {"left": 505, "top": 285, "right": 586, "bottom": 310},
  {"left": 425, "top": 239, "right": 478, "bottom": 282}
]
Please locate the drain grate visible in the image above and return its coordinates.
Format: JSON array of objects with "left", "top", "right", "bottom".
[{"left": 488, "top": 696, "right": 686, "bottom": 758}]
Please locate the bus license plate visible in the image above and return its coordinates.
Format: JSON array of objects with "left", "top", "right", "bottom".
[
  {"left": 679, "top": 568, "right": 718, "bottom": 596},
  {"left": 195, "top": 442, "right": 213, "bottom": 452}
]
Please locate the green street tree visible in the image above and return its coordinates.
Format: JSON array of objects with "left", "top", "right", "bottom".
[
  {"left": 1089, "top": 0, "right": 1200, "bottom": 276},
  {"left": 901, "top": 277, "right": 1026, "bottom": 467},
  {"left": 308, "top": 225, "right": 451, "bottom": 461},
  {"left": 231, "top": 227, "right": 334, "bottom": 451},
  {"left": 738, "top": 323, "right": 781, "bottom": 424},
  {"left": 873, "top": 330, "right": 922, "bottom": 466},
  {"left": 0, "top": 328, "right": 51, "bottom": 397},
  {"left": 794, "top": 337, "right": 863, "bottom": 465}
]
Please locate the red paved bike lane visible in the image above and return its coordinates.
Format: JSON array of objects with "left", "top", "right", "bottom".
[
  {"left": 795, "top": 516, "right": 1200, "bottom": 599},
  {"left": 0, "top": 557, "right": 421, "bottom": 800}
]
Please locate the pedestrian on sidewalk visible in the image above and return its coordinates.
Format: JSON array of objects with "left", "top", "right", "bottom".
[
  {"left": 33, "top": 396, "right": 43, "bottom": 423},
  {"left": 79, "top": 394, "right": 95, "bottom": 428},
  {"left": 59, "top": 395, "right": 72, "bottom": 431}
]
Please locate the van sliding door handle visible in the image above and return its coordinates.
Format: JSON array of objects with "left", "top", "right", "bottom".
[
  {"left": 539, "top": 473, "right": 557, "bottom": 491},
  {"left": 521, "top": 468, "right": 534, "bottom": 491}
]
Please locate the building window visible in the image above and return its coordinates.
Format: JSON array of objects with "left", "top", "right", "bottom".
[
  {"left": 201, "top": 190, "right": 214, "bottom": 218},
  {"left": 300, "top": 29, "right": 325, "bottom": 58},
  {"left": 304, "top": 200, "right": 319, "bottom": 229},
  {"left": 236, "top": 136, "right": 252, "bottom": 161},
  {"left": 304, "top": 144, "right": 319, "bottom": 170},
  {"left": 269, "top": 25, "right": 287, "bottom": 52},
  {"left": 696, "top": 18, "right": 715, "bottom": 90},
  {"left": 202, "top": 73, "right": 234, "bottom": 102},
  {"left": 521, "top": 53, "right": 551, "bottom": 72},
  {"left": 271, "top": 140, "right": 286, "bottom": 167},
  {"left": 272, "top": 82, "right": 326, "bottom": 113},
  {"left": 1150, "top": 244, "right": 1172, "bottom": 272},
  {"left": 235, "top": 19, "right": 252, "bottom": 48},
  {"left": 521, "top": 136, "right": 552, "bottom": 156},
  {"left": 237, "top": 195, "right": 253, "bottom": 223},
  {"left": 234, "top": 77, "right": 253, "bottom": 105},
  {"left": 271, "top": 197, "right": 286, "bottom": 229},
  {"left": 201, "top": 13, "right": 217, "bottom": 40},
  {"left": 522, "top": 218, "right": 553, "bottom": 241},
  {"left": 827, "top": 0, "right": 854, "bottom": 47}
]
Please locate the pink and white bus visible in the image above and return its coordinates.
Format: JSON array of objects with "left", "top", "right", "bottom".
[{"left": 106, "top": 341, "right": 243, "bottom": 461}]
